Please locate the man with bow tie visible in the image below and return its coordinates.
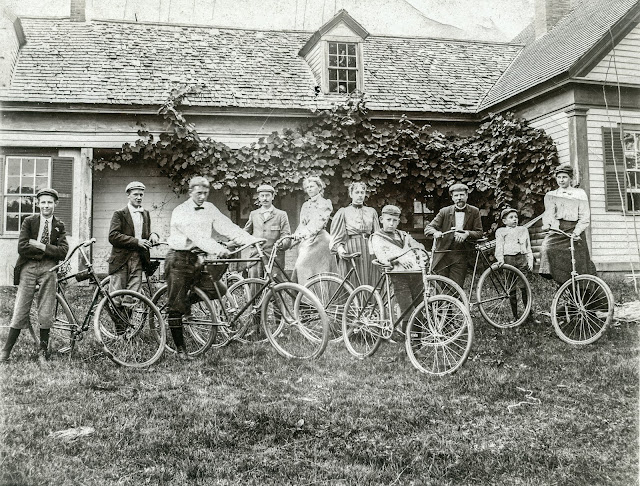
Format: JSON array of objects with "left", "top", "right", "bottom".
[
  {"left": 165, "top": 176, "right": 261, "bottom": 359},
  {"left": 1, "top": 188, "right": 69, "bottom": 363},
  {"left": 424, "top": 183, "right": 483, "bottom": 288},
  {"left": 243, "top": 184, "right": 291, "bottom": 281},
  {"left": 107, "top": 181, "right": 159, "bottom": 308}
]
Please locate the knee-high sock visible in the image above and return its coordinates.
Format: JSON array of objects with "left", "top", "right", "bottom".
[{"left": 2, "top": 328, "right": 21, "bottom": 353}]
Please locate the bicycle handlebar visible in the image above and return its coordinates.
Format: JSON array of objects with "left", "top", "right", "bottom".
[
  {"left": 549, "top": 228, "right": 579, "bottom": 239},
  {"left": 49, "top": 237, "right": 97, "bottom": 272},
  {"left": 388, "top": 247, "right": 428, "bottom": 264}
]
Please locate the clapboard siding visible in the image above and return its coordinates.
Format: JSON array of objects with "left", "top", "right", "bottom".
[
  {"left": 586, "top": 108, "right": 640, "bottom": 270},
  {"left": 305, "top": 42, "right": 323, "bottom": 85},
  {"left": 529, "top": 111, "right": 570, "bottom": 164},
  {"left": 584, "top": 24, "right": 640, "bottom": 84}
]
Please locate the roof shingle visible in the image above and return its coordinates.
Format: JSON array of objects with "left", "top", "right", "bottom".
[{"left": 0, "top": 17, "right": 521, "bottom": 113}]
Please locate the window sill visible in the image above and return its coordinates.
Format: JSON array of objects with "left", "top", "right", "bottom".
[{"left": 0, "top": 234, "right": 19, "bottom": 239}]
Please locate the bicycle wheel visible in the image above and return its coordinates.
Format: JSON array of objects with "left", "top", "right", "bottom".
[
  {"left": 49, "top": 293, "right": 78, "bottom": 356},
  {"left": 476, "top": 264, "right": 531, "bottom": 328},
  {"left": 150, "top": 285, "right": 218, "bottom": 356},
  {"left": 94, "top": 290, "right": 166, "bottom": 367},
  {"left": 226, "top": 278, "right": 269, "bottom": 343},
  {"left": 262, "top": 282, "right": 329, "bottom": 359},
  {"left": 342, "top": 285, "right": 385, "bottom": 359},
  {"left": 406, "top": 294, "right": 473, "bottom": 375},
  {"left": 424, "top": 275, "right": 469, "bottom": 310},
  {"left": 305, "top": 273, "right": 355, "bottom": 343},
  {"left": 551, "top": 275, "right": 614, "bottom": 345}
]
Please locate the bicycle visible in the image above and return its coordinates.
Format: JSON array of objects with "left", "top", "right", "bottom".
[
  {"left": 429, "top": 228, "right": 533, "bottom": 328},
  {"left": 342, "top": 247, "right": 473, "bottom": 375},
  {"left": 46, "top": 238, "right": 166, "bottom": 367},
  {"left": 548, "top": 228, "right": 614, "bottom": 344},
  {"left": 152, "top": 239, "right": 330, "bottom": 359},
  {"left": 304, "top": 252, "right": 362, "bottom": 343}
]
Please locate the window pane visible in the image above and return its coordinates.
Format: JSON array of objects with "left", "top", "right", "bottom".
[
  {"left": 338, "top": 44, "right": 346, "bottom": 55},
  {"left": 7, "top": 158, "right": 20, "bottom": 176},
  {"left": 6, "top": 176, "right": 20, "bottom": 194},
  {"left": 329, "top": 69, "right": 337, "bottom": 81},
  {"left": 6, "top": 214, "right": 19, "bottom": 232},
  {"left": 21, "top": 181, "right": 35, "bottom": 194},
  {"left": 339, "top": 70, "right": 347, "bottom": 81},
  {"left": 35, "top": 177, "right": 48, "bottom": 192},
  {"left": 6, "top": 197, "right": 20, "bottom": 212},
  {"left": 347, "top": 82, "right": 355, "bottom": 93},
  {"left": 348, "top": 70, "right": 356, "bottom": 82},
  {"left": 22, "top": 158, "right": 35, "bottom": 178},
  {"left": 338, "top": 56, "right": 346, "bottom": 67},
  {"left": 36, "top": 158, "right": 49, "bottom": 177},
  {"left": 624, "top": 133, "right": 635, "bottom": 152},
  {"left": 347, "top": 44, "right": 356, "bottom": 56},
  {"left": 21, "top": 196, "right": 34, "bottom": 212},
  {"left": 329, "top": 81, "right": 338, "bottom": 92},
  {"left": 348, "top": 56, "right": 356, "bottom": 68},
  {"left": 338, "top": 83, "right": 347, "bottom": 93},
  {"left": 329, "top": 55, "right": 337, "bottom": 67},
  {"left": 627, "top": 192, "right": 640, "bottom": 211},
  {"left": 329, "top": 42, "right": 336, "bottom": 54}
]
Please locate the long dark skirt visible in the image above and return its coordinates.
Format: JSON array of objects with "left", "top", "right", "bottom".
[
  {"left": 539, "top": 220, "right": 596, "bottom": 285},
  {"left": 337, "top": 234, "right": 379, "bottom": 288}
]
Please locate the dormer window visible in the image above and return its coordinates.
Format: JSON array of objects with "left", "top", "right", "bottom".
[
  {"left": 328, "top": 42, "right": 358, "bottom": 93},
  {"left": 299, "top": 10, "right": 369, "bottom": 95}
]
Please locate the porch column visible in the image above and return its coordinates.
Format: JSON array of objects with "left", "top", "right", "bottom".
[{"left": 566, "top": 106, "right": 591, "bottom": 250}]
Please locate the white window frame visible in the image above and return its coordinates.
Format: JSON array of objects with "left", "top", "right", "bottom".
[
  {"left": 3, "top": 156, "right": 52, "bottom": 233},
  {"left": 322, "top": 37, "right": 363, "bottom": 95},
  {"left": 624, "top": 129, "right": 640, "bottom": 212}
]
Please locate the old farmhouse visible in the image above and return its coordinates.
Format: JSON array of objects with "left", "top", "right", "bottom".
[{"left": 0, "top": 0, "right": 639, "bottom": 283}]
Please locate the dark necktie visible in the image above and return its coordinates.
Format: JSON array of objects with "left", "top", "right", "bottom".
[
  {"left": 352, "top": 204, "right": 363, "bottom": 209},
  {"left": 41, "top": 220, "right": 50, "bottom": 245},
  {"left": 194, "top": 206, "right": 204, "bottom": 211},
  {"left": 454, "top": 207, "right": 466, "bottom": 212}
]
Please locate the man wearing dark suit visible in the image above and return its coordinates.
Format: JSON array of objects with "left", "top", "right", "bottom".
[
  {"left": 0, "top": 188, "right": 69, "bottom": 363},
  {"left": 243, "top": 184, "right": 291, "bottom": 281},
  {"left": 108, "top": 181, "right": 159, "bottom": 308},
  {"left": 424, "top": 183, "right": 483, "bottom": 288}
]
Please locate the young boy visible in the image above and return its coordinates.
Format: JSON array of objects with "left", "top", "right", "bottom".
[
  {"left": 494, "top": 207, "right": 538, "bottom": 324},
  {"left": 0, "top": 188, "right": 69, "bottom": 363},
  {"left": 370, "top": 205, "right": 425, "bottom": 323}
]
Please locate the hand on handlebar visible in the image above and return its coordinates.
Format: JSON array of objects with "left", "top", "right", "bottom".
[{"left": 453, "top": 230, "right": 469, "bottom": 244}]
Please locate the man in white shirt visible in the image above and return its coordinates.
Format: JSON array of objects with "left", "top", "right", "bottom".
[
  {"left": 165, "top": 176, "right": 261, "bottom": 360},
  {"left": 1, "top": 188, "right": 69, "bottom": 363},
  {"left": 107, "top": 181, "right": 159, "bottom": 313}
]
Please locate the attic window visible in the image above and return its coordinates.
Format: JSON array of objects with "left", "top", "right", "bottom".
[{"left": 328, "top": 42, "right": 358, "bottom": 94}]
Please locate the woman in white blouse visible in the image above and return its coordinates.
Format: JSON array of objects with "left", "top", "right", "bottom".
[
  {"left": 539, "top": 163, "right": 597, "bottom": 284},
  {"left": 291, "top": 176, "right": 338, "bottom": 284}
]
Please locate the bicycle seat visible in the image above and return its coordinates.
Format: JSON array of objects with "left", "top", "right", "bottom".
[
  {"left": 372, "top": 259, "right": 393, "bottom": 271},
  {"left": 342, "top": 252, "right": 362, "bottom": 260}
]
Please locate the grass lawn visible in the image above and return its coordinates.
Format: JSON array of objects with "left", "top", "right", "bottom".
[{"left": 0, "top": 276, "right": 638, "bottom": 485}]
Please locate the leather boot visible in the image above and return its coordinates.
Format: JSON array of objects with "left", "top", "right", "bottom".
[{"left": 177, "top": 346, "right": 193, "bottom": 361}]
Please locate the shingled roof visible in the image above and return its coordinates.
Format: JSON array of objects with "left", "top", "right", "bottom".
[
  {"left": 0, "top": 17, "right": 521, "bottom": 114},
  {"left": 479, "top": 0, "right": 640, "bottom": 110}
]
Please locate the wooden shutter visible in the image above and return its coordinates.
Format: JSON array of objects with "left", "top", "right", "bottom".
[
  {"left": 602, "top": 128, "right": 626, "bottom": 212},
  {"left": 52, "top": 157, "right": 74, "bottom": 234}
]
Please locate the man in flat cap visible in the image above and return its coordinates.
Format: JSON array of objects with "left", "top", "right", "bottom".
[
  {"left": 370, "top": 205, "right": 425, "bottom": 323},
  {"left": 424, "top": 183, "right": 483, "bottom": 288},
  {"left": 1, "top": 188, "right": 69, "bottom": 363},
  {"left": 243, "top": 184, "right": 291, "bottom": 281},
  {"left": 107, "top": 181, "right": 159, "bottom": 312}
]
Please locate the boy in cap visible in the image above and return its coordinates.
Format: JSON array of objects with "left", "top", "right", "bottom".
[
  {"left": 243, "top": 184, "right": 291, "bottom": 281},
  {"left": 0, "top": 188, "right": 69, "bottom": 363},
  {"left": 370, "top": 205, "right": 425, "bottom": 322},
  {"left": 424, "top": 183, "right": 483, "bottom": 288},
  {"left": 495, "top": 207, "right": 538, "bottom": 324},
  {"left": 166, "top": 176, "right": 262, "bottom": 359},
  {"left": 107, "top": 181, "right": 159, "bottom": 311}
]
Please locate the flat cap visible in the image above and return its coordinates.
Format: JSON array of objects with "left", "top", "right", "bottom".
[
  {"left": 500, "top": 207, "right": 518, "bottom": 219},
  {"left": 553, "top": 163, "right": 574, "bottom": 177},
  {"left": 125, "top": 181, "right": 146, "bottom": 193},
  {"left": 448, "top": 183, "right": 469, "bottom": 194},
  {"left": 256, "top": 184, "right": 275, "bottom": 194},
  {"left": 381, "top": 204, "right": 401, "bottom": 216},
  {"left": 36, "top": 188, "right": 59, "bottom": 201}
]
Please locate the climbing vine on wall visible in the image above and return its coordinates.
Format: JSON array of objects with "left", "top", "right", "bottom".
[{"left": 93, "top": 86, "right": 558, "bottom": 232}]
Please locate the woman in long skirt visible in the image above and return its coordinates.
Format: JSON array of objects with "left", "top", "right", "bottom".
[
  {"left": 539, "top": 162, "right": 597, "bottom": 284},
  {"left": 330, "top": 182, "right": 380, "bottom": 287},
  {"left": 291, "top": 176, "right": 337, "bottom": 285}
]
